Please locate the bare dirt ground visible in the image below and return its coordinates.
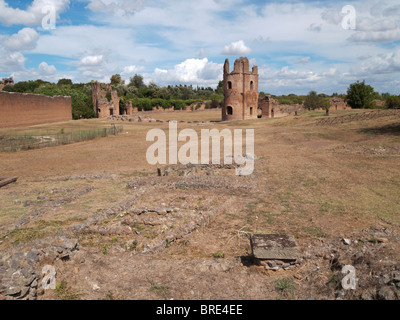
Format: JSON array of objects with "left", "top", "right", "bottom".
[{"left": 0, "top": 109, "right": 399, "bottom": 301}]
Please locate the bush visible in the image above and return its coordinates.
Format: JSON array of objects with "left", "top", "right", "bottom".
[
  {"left": 386, "top": 96, "right": 400, "bottom": 109},
  {"left": 346, "top": 80, "right": 375, "bottom": 109},
  {"left": 304, "top": 91, "right": 329, "bottom": 110}
]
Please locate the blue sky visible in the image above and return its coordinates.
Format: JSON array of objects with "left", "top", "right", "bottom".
[{"left": 0, "top": 0, "right": 399, "bottom": 95}]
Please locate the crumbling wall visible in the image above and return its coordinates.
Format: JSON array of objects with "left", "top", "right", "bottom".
[
  {"left": 330, "top": 97, "right": 349, "bottom": 111},
  {"left": 92, "top": 82, "right": 120, "bottom": 118},
  {"left": 258, "top": 95, "right": 280, "bottom": 118},
  {"left": 0, "top": 77, "right": 14, "bottom": 91},
  {"left": 223, "top": 57, "right": 259, "bottom": 121},
  {"left": 0, "top": 91, "right": 72, "bottom": 128}
]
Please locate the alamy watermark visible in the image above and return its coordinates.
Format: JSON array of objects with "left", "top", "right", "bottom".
[
  {"left": 41, "top": 265, "right": 56, "bottom": 290},
  {"left": 146, "top": 123, "right": 255, "bottom": 176},
  {"left": 341, "top": 265, "right": 358, "bottom": 290},
  {"left": 42, "top": 5, "right": 57, "bottom": 30},
  {"left": 342, "top": 5, "right": 357, "bottom": 30}
]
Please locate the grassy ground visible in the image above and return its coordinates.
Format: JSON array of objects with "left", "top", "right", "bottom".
[{"left": 0, "top": 108, "right": 399, "bottom": 300}]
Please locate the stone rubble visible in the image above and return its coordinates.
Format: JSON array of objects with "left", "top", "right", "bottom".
[{"left": 0, "top": 235, "right": 79, "bottom": 300}]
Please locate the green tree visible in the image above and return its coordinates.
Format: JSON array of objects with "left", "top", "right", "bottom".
[
  {"left": 304, "top": 91, "right": 330, "bottom": 115},
  {"left": 386, "top": 95, "right": 400, "bottom": 109},
  {"left": 57, "top": 78, "right": 73, "bottom": 86},
  {"left": 346, "top": 80, "right": 375, "bottom": 109},
  {"left": 110, "top": 74, "right": 124, "bottom": 86},
  {"left": 303, "top": 91, "right": 320, "bottom": 110},
  {"left": 215, "top": 80, "right": 224, "bottom": 95},
  {"left": 128, "top": 74, "right": 145, "bottom": 88}
]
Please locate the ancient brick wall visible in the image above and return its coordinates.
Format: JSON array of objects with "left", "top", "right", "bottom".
[
  {"left": 330, "top": 97, "right": 349, "bottom": 111},
  {"left": 92, "top": 82, "right": 120, "bottom": 118},
  {"left": 258, "top": 95, "right": 279, "bottom": 118},
  {"left": 223, "top": 57, "right": 259, "bottom": 121},
  {"left": 0, "top": 92, "right": 72, "bottom": 128}
]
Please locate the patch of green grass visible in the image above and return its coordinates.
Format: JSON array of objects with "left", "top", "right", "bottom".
[
  {"left": 55, "top": 279, "right": 81, "bottom": 300},
  {"left": 150, "top": 283, "right": 170, "bottom": 299},
  {"left": 103, "top": 292, "right": 116, "bottom": 300},
  {"left": 303, "top": 226, "right": 327, "bottom": 239},
  {"left": 276, "top": 278, "right": 295, "bottom": 300},
  {"left": 2, "top": 228, "right": 48, "bottom": 246}
]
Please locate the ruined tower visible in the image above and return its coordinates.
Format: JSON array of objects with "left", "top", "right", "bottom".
[
  {"left": 222, "top": 57, "right": 259, "bottom": 121},
  {"left": 91, "top": 81, "right": 120, "bottom": 118}
]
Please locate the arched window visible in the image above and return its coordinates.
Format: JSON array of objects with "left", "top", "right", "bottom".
[
  {"left": 250, "top": 81, "right": 254, "bottom": 90},
  {"left": 227, "top": 106, "right": 233, "bottom": 115},
  {"left": 228, "top": 81, "right": 232, "bottom": 90}
]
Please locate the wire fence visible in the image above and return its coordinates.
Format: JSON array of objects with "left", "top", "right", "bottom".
[
  {"left": 0, "top": 124, "right": 123, "bottom": 152},
  {"left": 315, "top": 109, "right": 400, "bottom": 126}
]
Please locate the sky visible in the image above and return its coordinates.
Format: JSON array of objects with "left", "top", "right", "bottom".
[{"left": 0, "top": 0, "right": 399, "bottom": 95}]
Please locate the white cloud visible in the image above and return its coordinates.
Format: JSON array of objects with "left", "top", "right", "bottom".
[
  {"left": 0, "top": 51, "right": 26, "bottom": 72},
  {"left": 147, "top": 58, "right": 222, "bottom": 87},
  {"left": 0, "top": 0, "right": 70, "bottom": 26},
  {"left": 357, "top": 17, "right": 398, "bottom": 32},
  {"left": 79, "top": 55, "right": 104, "bottom": 66},
  {"left": 38, "top": 61, "right": 57, "bottom": 75},
  {"left": 86, "top": 0, "right": 146, "bottom": 15},
  {"left": 3, "top": 28, "right": 39, "bottom": 51},
  {"left": 221, "top": 40, "right": 251, "bottom": 55},
  {"left": 122, "top": 65, "right": 144, "bottom": 75},
  {"left": 350, "top": 49, "right": 400, "bottom": 75}
]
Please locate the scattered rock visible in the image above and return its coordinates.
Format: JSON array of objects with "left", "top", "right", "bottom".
[
  {"left": 378, "top": 287, "right": 397, "bottom": 300},
  {"left": 342, "top": 239, "right": 351, "bottom": 245}
]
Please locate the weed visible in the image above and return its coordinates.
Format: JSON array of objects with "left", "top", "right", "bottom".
[
  {"left": 213, "top": 252, "right": 224, "bottom": 259},
  {"left": 55, "top": 279, "right": 81, "bottom": 300},
  {"left": 368, "top": 237, "right": 378, "bottom": 244},
  {"left": 276, "top": 278, "right": 295, "bottom": 300},
  {"left": 104, "top": 292, "right": 116, "bottom": 300},
  {"left": 150, "top": 283, "right": 170, "bottom": 299}
]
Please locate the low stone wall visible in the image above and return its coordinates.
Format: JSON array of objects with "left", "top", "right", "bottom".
[{"left": 0, "top": 92, "right": 72, "bottom": 128}]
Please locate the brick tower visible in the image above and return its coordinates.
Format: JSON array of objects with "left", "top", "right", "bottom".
[{"left": 222, "top": 57, "right": 259, "bottom": 121}]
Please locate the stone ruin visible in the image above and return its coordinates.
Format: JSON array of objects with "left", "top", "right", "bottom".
[
  {"left": 0, "top": 77, "right": 14, "bottom": 91},
  {"left": 329, "top": 97, "right": 349, "bottom": 111},
  {"left": 91, "top": 82, "right": 121, "bottom": 118}
]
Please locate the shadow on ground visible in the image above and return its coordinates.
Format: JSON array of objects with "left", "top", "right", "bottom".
[{"left": 359, "top": 122, "right": 400, "bottom": 136}]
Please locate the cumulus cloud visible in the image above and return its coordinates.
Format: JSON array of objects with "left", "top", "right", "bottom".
[
  {"left": 351, "top": 49, "right": 400, "bottom": 75},
  {"left": 38, "top": 61, "right": 57, "bottom": 75},
  {"left": 221, "top": 40, "right": 251, "bottom": 55},
  {"left": 0, "top": 51, "right": 26, "bottom": 72},
  {"left": 0, "top": 0, "right": 70, "bottom": 26},
  {"left": 79, "top": 55, "right": 104, "bottom": 66},
  {"left": 121, "top": 65, "right": 144, "bottom": 77},
  {"left": 3, "top": 28, "right": 39, "bottom": 51},
  {"left": 147, "top": 58, "right": 222, "bottom": 87},
  {"left": 86, "top": 0, "right": 146, "bottom": 15}
]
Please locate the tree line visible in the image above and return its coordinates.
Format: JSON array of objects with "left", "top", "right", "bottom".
[{"left": 2, "top": 75, "right": 399, "bottom": 120}]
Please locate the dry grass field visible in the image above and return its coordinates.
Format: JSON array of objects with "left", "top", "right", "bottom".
[{"left": 1, "top": 108, "right": 399, "bottom": 300}]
